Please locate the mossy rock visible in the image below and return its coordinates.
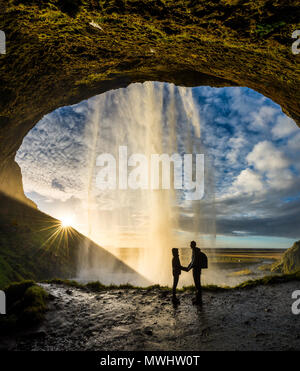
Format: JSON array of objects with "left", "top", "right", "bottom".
[
  {"left": 272, "top": 241, "right": 300, "bottom": 274},
  {"left": 0, "top": 280, "right": 48, "bottom": 334}
]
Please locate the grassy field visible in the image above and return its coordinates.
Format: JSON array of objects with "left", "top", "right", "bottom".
[{"left": 204, "top": 248, "right": 285, "bottom": 262}]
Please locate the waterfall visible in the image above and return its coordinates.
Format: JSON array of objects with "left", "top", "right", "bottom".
[{"left": 78, "top": 81, "right": 216, "bottom": 286}]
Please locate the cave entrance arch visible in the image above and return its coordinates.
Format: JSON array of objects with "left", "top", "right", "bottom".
[{"left": 14, "top": 82, "right": 300, "bottom": 286}]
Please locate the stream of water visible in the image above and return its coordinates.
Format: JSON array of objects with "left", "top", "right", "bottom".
[{"left": 78, "top": 82, "right": 216, "bottom": 286}]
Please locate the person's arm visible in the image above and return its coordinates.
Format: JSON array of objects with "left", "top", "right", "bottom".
[
  {"left": 186, "top": 250, "right": 195, "bottom": 272},
  {"left": 186, "top": 262, "right": 193, "bottom": 272}
]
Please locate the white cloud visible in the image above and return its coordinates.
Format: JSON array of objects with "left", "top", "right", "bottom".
[
  {"left": 288, "top": 131, "right": 300, "bottom": 155},
  {"left": 272, "top": 115, "right": 298, "bottom": 138},
  {"left": 246, "top": 141, "right": 294, "bottom": 190},
  {"left": 226, "top": 87, "right": 265, "bottom": 117},
  {"left": 227, "top": 139, "right": 295, "bottom": 197},
  {"left": 265, "top": 168, "right": 294, "bottom": 190},
  {"left": 247, "top": 141, "right": 289, "bottom": 172},
  {"left": 232, "top": 168, "right": 264, "bottom": 194},
  {"left": 226, "top": 136, "right": 247, "bottom": 165},
  {"left": 249, "top": 105, "right": 277, "bottom": 130}
]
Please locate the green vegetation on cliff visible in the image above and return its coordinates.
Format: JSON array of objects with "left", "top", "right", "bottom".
[
  {"left": 272, "top": 240, "right": 300, "bottom": 274},
  {"left": 0, "top": 192, "right": 140, "bottom": 289}
]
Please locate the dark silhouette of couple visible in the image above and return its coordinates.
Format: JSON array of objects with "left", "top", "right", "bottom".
[{"left": 172, "top": 241, "right": 208, "bottom": 305}]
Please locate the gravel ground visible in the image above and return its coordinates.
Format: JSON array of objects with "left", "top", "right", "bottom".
[{"left": 2, "top": 281, "right": 300, "bottom": 351}]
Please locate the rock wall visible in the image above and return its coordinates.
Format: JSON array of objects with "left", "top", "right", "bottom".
[
  {"left": 272, "top": 241, "right": 300, "bottom": 274},
  {"left": 0, "top": 0, "right": 299, "bottom": 200}
]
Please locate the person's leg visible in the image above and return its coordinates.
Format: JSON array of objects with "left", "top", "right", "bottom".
[
  {"left": 197, "top": 273, "right": 202, "bottom": 303},
  {"left": 172, "top": 275, "right": 179, "bottom": 298},
  {"left": 193, "top": 269, "right": 202, "bottom": 303}
]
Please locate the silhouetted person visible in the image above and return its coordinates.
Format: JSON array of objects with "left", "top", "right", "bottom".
[
  {"left": 172, "top": 248, "right": 182, "bottom": 304},
  {"left": 184, "top": 241, "right": 208, "bottom": 305}
]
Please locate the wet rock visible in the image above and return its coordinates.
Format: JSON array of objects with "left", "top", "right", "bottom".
[
  {"left": 201, "top": 327, "right": 210, "bottom": 337},
  {"left": 54, "top": 302, "right": 62, "bottom": 310},
  {"left": 66, "top": 289, "right": 73, "bottom": 295},
  {"left": 132, "top": 328, "right": 143, "bottom": 336},
  {"left": 160, "top": 291, "right": 169, "bottom": 298},
  {"left": 254, "top": 332, "right": 266, "bottom": 338},
  {"left": 0, "top": 338, "right": 16, "bottom": 351},
  {"left": 287, "top": 347, "right": 297, "bottom": 351},
  {"left": 144, "top": 327, "right": 153, "bottom": 336},
  {"left": 48, "top": 293, "right": 56, "bottom": 301}
]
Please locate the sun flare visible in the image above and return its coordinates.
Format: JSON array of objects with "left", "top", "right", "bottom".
[{"left": 60, "top": 215, "right": 74, "bottom": 228}]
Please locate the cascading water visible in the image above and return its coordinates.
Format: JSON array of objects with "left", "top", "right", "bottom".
[{"left": 78, "top": 81, "right": 216, "bottom": 286}]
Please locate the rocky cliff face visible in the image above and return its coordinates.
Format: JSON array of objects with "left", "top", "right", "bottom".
[
  {"left": 272, "top": 241, "right": 300, "bottom": 274},
  {"left": 0, "top": 0, "right": 299, "bottom": 200},
  {"left": 0, "top": 156, "right": 36, "bottom": 207}
]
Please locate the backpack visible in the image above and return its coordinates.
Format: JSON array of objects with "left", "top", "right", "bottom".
[{"left": 199, "top": 251, "right": 208, "bottom": 269}]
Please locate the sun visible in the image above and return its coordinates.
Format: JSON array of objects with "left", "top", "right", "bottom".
[{"left": 60, "top": 215, "right": 74, "bottom": 228}]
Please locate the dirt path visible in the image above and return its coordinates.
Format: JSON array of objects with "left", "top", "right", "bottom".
[{"left": 5, "top": 281, "right": 300, "bottom": 351}]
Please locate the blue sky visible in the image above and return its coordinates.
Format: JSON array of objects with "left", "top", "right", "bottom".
[
  {"left": 16, "top": 83, "right": 300, "bottom": 249},
  {"left": 189, "top": 86, "right": 300, "bottom": 245}
]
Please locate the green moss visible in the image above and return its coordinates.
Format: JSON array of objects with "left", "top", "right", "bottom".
[
  {"left": 5, "top": 280, "right": 36, "bottom": 305},
  {"left": 0, "top": 281, "right": 48, "bottom": 333},
  {"left": 21, "top": 285, "right": 48, "bottom": 323},
  {"left": 84, "top": 281, "right": 106, "bottom": 291},
  {"left": 255, "top": 21, "right": 286, "bottom": 37},
  {"left": 234, "top": 271, "right": 300, "bottom": 289}
]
